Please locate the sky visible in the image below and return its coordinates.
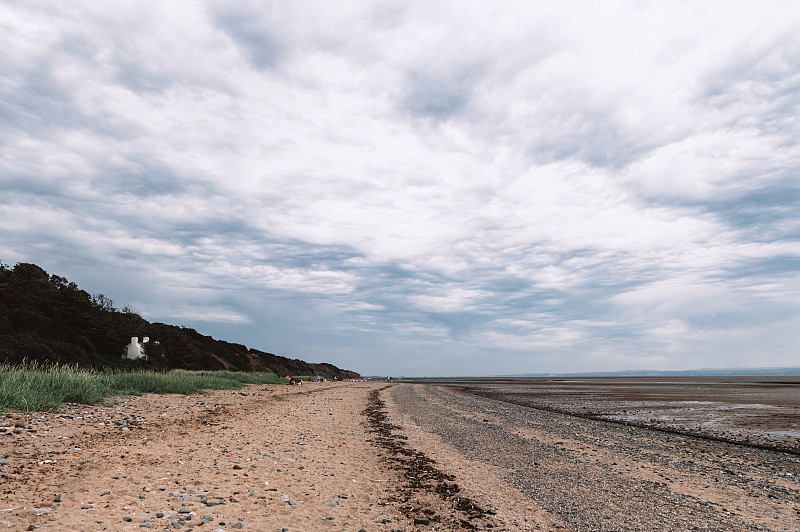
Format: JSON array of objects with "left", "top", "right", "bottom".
[{"left": 2, "top": 1, "right": 800, "bottom": 376}]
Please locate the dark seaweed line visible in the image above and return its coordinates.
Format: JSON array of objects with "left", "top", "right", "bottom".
[{"left": 362, "top": 386, "right": 499, "bottom": 530}]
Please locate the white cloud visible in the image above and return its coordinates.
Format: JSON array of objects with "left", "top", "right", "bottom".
[{"left": 3, "top": 0, "right": 800, "bottom": 375}]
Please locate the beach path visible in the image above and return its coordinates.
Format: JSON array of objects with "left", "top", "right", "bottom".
[{"left": 2, "top": 382, "right": 799, "bottom": 531}]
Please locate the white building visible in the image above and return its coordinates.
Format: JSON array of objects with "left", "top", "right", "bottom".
[{"left": 123, "top": 336, "right": 149, "bottom": 360}]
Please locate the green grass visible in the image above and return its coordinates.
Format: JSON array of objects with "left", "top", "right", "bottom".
[{"left": 0, "top": 361, "right": 288, "bottom": 413}]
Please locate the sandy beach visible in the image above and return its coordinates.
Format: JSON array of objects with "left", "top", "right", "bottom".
[{"left": 2, "top": 382, "right": 799, "bottom": 531}]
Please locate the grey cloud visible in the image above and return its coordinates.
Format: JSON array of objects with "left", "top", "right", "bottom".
[
  {"left": 0, "top": 67, "right": 82, "bottom": 137},
  {"left": 402, "top": 68, "right": 477, "bottom": 121},
  {"left": 111, "top": 56, "right": 178, "bottom": 94},
  {"left": 722, "top": 255, "right": 800, "bottom": 281},
  {"left": 674, "top": 180, "right": 800, "bottom": 242},
  {"left": 88, "top": 159, "right": 194, "bottom": 198},
  {"left": 211, "top": 9, "right": 284, "bottom": 71}
]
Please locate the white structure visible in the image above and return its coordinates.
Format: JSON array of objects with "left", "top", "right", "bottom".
[{"left": 123, "top": 336, "right": 149, "bottom": 360}]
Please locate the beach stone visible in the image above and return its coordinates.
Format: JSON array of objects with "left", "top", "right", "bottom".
[{"left": 414, "top": 517, "right": 430, "bottom": 525}]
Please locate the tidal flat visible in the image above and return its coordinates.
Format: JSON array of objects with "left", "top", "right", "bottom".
[{"left": 404, "top": 376, "right": 800, "bottom": 453}]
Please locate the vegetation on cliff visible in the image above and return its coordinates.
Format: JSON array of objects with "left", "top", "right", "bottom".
[{"left": 0, "top": 261, "right": 359, "bottom": 379}]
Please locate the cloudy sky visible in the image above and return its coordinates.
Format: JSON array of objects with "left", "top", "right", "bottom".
[{"left": 2, "top": 1, "right": 799, "bottom": 376}]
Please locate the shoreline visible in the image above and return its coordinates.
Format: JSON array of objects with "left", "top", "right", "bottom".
[{"left": 2, "top": 382, "right": 799, "bottom": 530}]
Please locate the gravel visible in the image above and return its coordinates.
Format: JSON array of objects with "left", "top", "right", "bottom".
[{"left": 391, "top": 384, "right": 800, "bottom": 531}]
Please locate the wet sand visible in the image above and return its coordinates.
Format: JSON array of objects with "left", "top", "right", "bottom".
[{"left": 403, "top": 377, "right": 800, "bottom": 453}]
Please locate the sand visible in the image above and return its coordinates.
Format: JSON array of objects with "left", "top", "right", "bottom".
[{"left": 2, "top": 382, "right": 799, "bottom": 531}]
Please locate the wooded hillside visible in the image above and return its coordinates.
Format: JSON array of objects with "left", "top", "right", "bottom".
[{"left": 0, "top": 261, "right": 359, "bottom": 379}]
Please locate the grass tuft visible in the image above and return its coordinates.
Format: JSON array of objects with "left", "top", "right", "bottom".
[{"left": 0, "top": 361, "right": 288, "bottom": 413}]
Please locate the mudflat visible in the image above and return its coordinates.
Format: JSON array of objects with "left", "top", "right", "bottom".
[
  {"left": 2, "top": 381, "right": 799, "bottom": 531},
  {"left": 406, "top": 376, "right": 800, "bottom": 453}
]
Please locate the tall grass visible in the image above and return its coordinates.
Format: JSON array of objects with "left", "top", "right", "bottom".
[{"left": 0, "top": 361, "right": 287, "bottom": 413}]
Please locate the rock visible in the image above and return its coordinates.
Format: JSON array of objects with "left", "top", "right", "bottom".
[
  {"left": 232, "top": 523, "right": 244, "bottom": 529},
  {"left": 414, "top": 517, "right": 430, "bottom": 525},
  {"left": 123, "top": 516, "right": 133, "bottom": 522}
]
